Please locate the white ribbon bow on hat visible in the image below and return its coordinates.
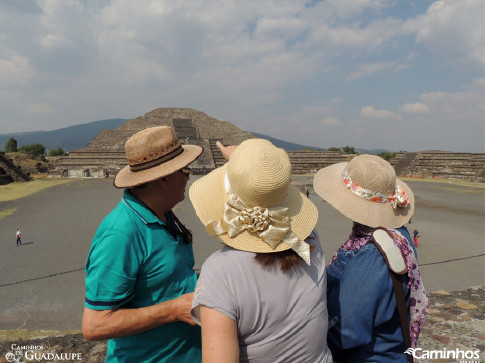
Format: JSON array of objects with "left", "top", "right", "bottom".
[{"left": 206, "top": 173, "right": 311, "bottom": 264}]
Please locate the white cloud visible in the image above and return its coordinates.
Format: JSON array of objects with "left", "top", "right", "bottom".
[
  {"left": 345, "top": 78, "right": 485, "bottom": 152},
  {"left": 323, "top": 0, "right": 391, "bottom": 19},
  {"left": 346, "top": 61, "right": 397, "bottom": 82},
  {"left": 321, "top": 117, "right": 340, "bottom": 126},
  {"left": 408, "top": 0, "right": 485, "bottom": 70},
  {"left": 0, "top": 0, "right": 482, "bottom": 152},
  {"left": 418, "top": 81, "right": 485, "bottom": 123},
  {"left": 307, "top": 17, "right": 403, "bottom": 56},
  {"left": 360, "top": 106, "right": 401, "bottom": 120},
  {"left": 27, "top": 102, "right": 56, "bottom": 114},
  {"left": 40, "top": 33, "right": 74, "bottom": 50},
  {"left": 399, "top": 102, "right": 429, "bottom": 114},
  {"left": 0, "top": 49, "right": 33, "bottom": 87},
  {"left": 255, "top": 16, "right": 307, "bottom": 41}
]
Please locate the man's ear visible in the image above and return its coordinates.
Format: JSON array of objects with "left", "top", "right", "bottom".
[{"left": 157, "top": 176, "right": 168, "bottom": 189}]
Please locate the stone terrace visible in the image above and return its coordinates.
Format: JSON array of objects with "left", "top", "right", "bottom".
[
  {"left": 288, "top": 150, "right": 352, "bottom": 175},
  {"left": 391, "top": 151, "right": 485, "bottom": 182}
]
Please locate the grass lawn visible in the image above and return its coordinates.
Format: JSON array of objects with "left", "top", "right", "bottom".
[{"left": 0, "top": 178, "right": 73, "bottom": 202}]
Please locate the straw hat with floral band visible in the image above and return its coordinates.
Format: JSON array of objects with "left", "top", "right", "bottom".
[
  {"left": 189, "top": 138, "right": 318, "bottom": 265},
  {"left": 114, "top": 126, "right": 203, "bottom": 188},
  {"left": 313, "top": 154, "right": 414, "bottom": 228}
]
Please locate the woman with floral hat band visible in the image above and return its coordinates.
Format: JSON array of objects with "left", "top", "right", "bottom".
[
  {"left": 313, "top": 154, "right": 428, "bottom": 363},
  {"left": 190, "top": 139, "right": 332, "bottom": 363}
]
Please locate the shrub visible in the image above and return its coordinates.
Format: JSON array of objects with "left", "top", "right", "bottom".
[
  {"left": 378, "top": 152, "right": 397, "bottom": 161},
  {"left": 18, "top": 144, "right": 46, "bottom": 161},
  {"left": 49, "top": 148, "right": 68, "bottom": 156},
  {"left": 5, "top": 138, "right": 18, "bottom": 152}
]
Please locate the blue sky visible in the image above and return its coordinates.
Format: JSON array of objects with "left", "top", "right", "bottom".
[{"left": 0, "top": 0, "right": 483, "bottom": 152}]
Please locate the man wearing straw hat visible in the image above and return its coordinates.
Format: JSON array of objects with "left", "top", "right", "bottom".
[{"left": 82, "top": 126, "right": 203, "bottom": 362}]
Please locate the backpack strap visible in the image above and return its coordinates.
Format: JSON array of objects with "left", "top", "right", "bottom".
[
  {"left": 372, "top": 228, "right": 407, "bottom": 274},
  {"left": 372, "top": 228, "right": 413, "bottom": 363}
]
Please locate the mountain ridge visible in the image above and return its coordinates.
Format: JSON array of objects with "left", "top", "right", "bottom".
[{"left": 1, "top": 118, "right": 391, "bottom": 154}]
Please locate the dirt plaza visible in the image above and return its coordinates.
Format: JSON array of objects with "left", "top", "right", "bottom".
[{"left": 0, "top": 176, "right": 483, "bottom": 331}]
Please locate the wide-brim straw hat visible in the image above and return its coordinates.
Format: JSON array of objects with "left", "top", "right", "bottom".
[
  {"left": 189, "top": 138, "right": 318, "bottom": 254},
  {"left": 114, "top": 126, "right": 203, "bottom": 188},
  {"left": 313, "top": 154, "right": 414, "bottom": 228}
]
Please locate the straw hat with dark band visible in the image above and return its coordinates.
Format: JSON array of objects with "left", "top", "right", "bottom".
[
  {"left": 313, "top": 154, "right": 414, "bottom": 229},
  {"left": 114, "top": 126, "right": 203, "bottom": 188},
  {"left": 189, "top": 139, "right": 318, "bottom": 264}
]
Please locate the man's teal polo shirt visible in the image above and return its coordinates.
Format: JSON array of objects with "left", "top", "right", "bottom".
[{"left": 85, "top": 189, "right": 201, "bottom": 363}]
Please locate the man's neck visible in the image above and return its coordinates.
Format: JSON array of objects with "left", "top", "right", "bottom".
[{"left": 129, "top": 188, "right": 171, "bottom": 223}]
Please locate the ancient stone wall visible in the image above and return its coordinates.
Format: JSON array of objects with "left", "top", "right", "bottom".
[
  {"left": 0, "top": 152, "right": 31, "bottom": 184},
  {"left": 390, "top": 151, "right": 485, "bottom": 182},
  {"left": 288, "top": 150, "right": 352, "bottom": 174}
]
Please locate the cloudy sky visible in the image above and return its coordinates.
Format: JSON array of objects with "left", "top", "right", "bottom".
[{"left": 0, "top": 0, "right": 483, "bottom": 152}]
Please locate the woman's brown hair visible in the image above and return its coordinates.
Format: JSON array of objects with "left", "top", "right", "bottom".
[{"left": 253, "top": 232, "right": 316, "bottom": 271}]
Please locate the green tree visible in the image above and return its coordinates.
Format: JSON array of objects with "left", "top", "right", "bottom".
[
  {"left": 49, "top": 147, "right": 68, "bottom": 156},
  {"left": 328, "top": 147, "right": 341, "bottom": 152},
  {"left": 5, "top": 138, "right": 18, "bottom": 152},
  {"left": 378, "top": 152, "right": 397, "bottom": 161},
  {"left": 18, "top": 144, "right": 46, "bottom": 159},
  {"left": 342, "top": 146, "right": 355, "bottom": 154}
]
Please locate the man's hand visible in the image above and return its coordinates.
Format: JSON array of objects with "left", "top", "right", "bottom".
[
  {"left": 172, "top": 292, "right": 197, "bottom": 326},
  {"left": 216, "top": 141, "right": 237, "bottom": 161}
]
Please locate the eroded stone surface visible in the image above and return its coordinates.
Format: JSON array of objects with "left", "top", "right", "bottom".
[{"left": 0, "top": 287, "right": 483, "bottom": 362}]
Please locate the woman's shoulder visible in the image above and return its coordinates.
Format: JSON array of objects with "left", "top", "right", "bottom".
[
  {"left": 202, "top": 246, "right": 253, "bottom": 273},
  {"left": 328, "top": 243, "right": 385, "bottom": 275}
]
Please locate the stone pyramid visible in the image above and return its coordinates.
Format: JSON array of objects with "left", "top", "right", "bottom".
[{"left": 50, "top": 108, "right": 255, "bottom": 178}]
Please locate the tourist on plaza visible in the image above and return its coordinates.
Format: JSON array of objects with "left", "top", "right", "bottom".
[
  {"left": 82, "top": 126, "right": 203, "bottom": 362},
  {"left": 190, "top": 139, "right": 332, "bottom": 362},
  {"left": 313, "top": 154, "right": 428, "bottom": 363},
  {"left": 413, "top": 228, "right": 420, "bottom": 247},
  {"left": 16, "top": 228, "right": 21, "bottom": 245}
]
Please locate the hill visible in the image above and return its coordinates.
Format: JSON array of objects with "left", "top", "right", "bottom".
[
  {"left": 251, "top": 132, "right": 391, "bottom": 154},
  {"left": 0, "top": 118, "right": 127, "bottom": 152},
  {"left": 250, "top": 132, "right": 327, "bottom": 151}
]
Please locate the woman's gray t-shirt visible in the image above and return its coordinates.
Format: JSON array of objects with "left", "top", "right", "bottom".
[{"left": 191, "top": 231, "right": 332, "bottom": 363}]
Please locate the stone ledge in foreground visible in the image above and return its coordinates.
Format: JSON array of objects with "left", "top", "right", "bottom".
[{"left": 0, "top": 286, "right": 483, "bottom": 363}]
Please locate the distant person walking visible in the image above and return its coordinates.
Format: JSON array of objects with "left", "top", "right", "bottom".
[
  {"left": 413, "top": 228, "right": 420, "bottom": 247},
  {"left": 16, "top": 228, "right": 22, "bottom": 245},
  {"left": 306, "top": 188, "right": 310, "bottom": 198}
]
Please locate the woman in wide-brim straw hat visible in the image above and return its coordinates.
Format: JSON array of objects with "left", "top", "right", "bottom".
[
  {"left": 313, "top": 154, "right": 428, "bottom": 363},
  {"left": 190, "top": 138, "right": 332, "bottom": 363},
  {"left": 83, "top": 126, "right": 204, "bottom": 362}
]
